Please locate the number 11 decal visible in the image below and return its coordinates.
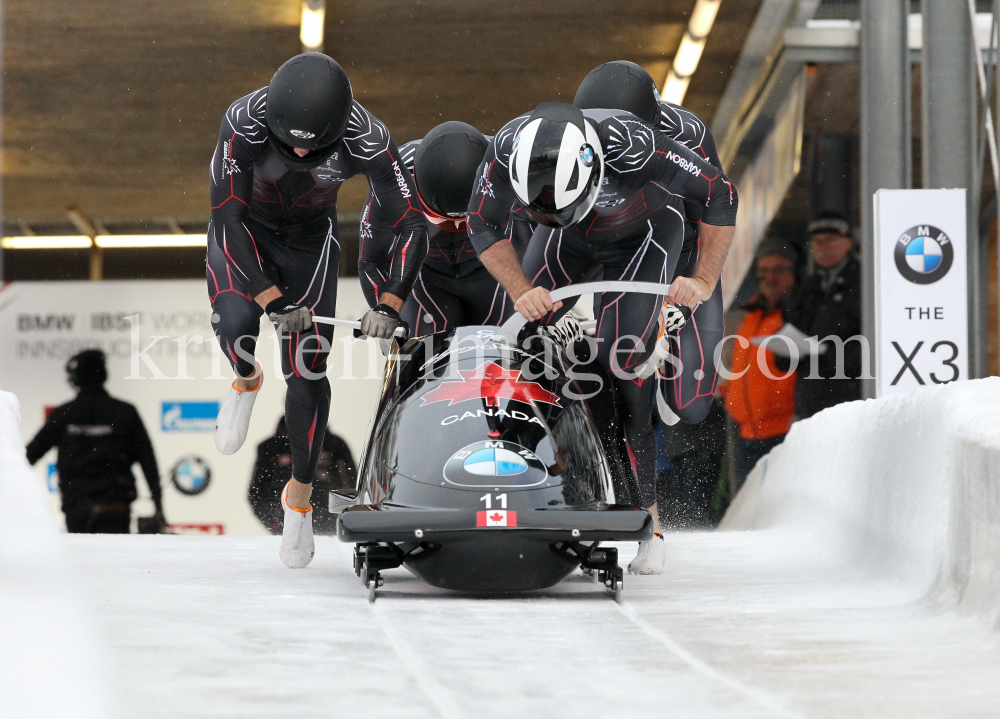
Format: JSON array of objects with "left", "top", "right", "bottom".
[{"left": 479, "top": 493, "right": 508, "bottom": 509}]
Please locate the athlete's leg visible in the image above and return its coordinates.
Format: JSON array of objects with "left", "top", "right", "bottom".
[
  {"left": 401, "top": 265, "right": 463, "bottom": 336},
  {"left": 207, "top": 222, "right": 269, "bottom": 454},
  {"left": 664, "top": 241, "right": 725, "bottom": 424},
  {"left": 269, "top": 219, "right": 341, "bottom": 489},
  {"left": 206, "top": 221, "right": 264, "bottom": 378},
  {"left": 592, "top": 211, "right": 686, "bottom": 537}
]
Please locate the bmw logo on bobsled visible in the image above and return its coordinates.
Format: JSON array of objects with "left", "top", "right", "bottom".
[{"left": 332, "top": 283, "right": 663, "bottom": 601}]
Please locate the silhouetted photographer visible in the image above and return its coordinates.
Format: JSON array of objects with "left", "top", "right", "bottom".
[{"left": 26, "top": 349, "right": 165, "bottom": 533}]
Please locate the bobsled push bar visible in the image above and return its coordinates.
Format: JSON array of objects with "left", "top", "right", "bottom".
[
  {"left": 492, "top": 281, "right": 674, "bottom": 347},
  {"left": 311, "top": 315, "right": 409, "bottom": 338}
]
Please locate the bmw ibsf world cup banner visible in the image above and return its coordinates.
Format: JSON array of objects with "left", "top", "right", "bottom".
[{"left": 874, "top": 189, "right": 969, "bottom": 397}]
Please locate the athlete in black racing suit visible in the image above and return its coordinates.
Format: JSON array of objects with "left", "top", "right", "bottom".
[
  {"left": 359, "top": 122, "right": 532, "bottom": 335},
  {"left": 208, "top": 54, "right": 426, "bottom": 568},
  {"left": 575, "top": 61, "right": 726, "bottom": 426},
  {"left": 468, "top": 101, "right": 738, "bottom": 574}
]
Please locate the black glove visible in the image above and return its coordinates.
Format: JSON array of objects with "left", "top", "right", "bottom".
[
  {"left": 266, "top": 298, "right": 313, "bottom": 333},
  {"left": 356, "top": 303, "right": 408, "bottom": 340}
]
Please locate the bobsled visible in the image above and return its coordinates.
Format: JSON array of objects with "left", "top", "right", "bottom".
[{"left": 330, "top": 282, "right": 671, "bottom": 601}]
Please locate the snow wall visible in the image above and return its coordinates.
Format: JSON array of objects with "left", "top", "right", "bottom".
[
  {"left": 0, "top": 390, "right": 113, "bottom": 717},
  {"left": 722, "top": 377, "right": 1000, "bottom": 629}
]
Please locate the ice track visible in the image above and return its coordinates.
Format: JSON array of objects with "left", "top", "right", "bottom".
[
  {"left": 8, "top": 380, "right": 1000, "bottom": 718},
  {"left": 72, "top": 531, "right": 1000, "bottom": 719}
]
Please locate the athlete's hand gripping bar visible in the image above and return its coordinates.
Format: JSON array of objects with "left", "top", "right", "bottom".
[{"left": 493, "top": 281, "right": 674, "bottom": 347}]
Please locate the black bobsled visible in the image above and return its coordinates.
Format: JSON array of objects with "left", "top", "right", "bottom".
[{"left": 333, "top": 282, "right": 668, "bottom": 601}]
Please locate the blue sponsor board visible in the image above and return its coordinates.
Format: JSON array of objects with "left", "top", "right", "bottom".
[{"left": 161, "top": 401, "right": 219, "bottom": 432}]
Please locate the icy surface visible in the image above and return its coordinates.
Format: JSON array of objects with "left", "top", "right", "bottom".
[
  {"left": 9, "top": 379, "right": 1000, "bottom": 717},
  {"left": 0, "top": 391, "right": 115, "bottom": 718},
  {"left": 72, "top": 534, "right": 1000, "bottom": 719}
]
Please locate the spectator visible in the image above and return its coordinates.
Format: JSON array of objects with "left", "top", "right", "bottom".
[
  {"left": 248, "top": 417, "right": 357, "bottom": 535},
  {"left": 723, "top": 239, "right": 798, "bottom": 488},
  {"left": 25, "top": 349, "right": 164, "bottom": 533},
  {"left": 783, "top": 210, "right": 862, "bottom": 419}
]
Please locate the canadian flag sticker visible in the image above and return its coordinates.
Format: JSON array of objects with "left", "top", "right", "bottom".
[{"left": 477, "top": 510, "right": 517, "bottom": 527}]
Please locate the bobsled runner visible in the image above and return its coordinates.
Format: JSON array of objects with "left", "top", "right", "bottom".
[{"left": 330, "top": 282, "right": 671, "bottom": 601}]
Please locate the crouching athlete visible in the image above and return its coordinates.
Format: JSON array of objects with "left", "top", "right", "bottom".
[
  {"left": 208, "top": 53, "right": 427, "bottom": 568},
  {"left": 359, "top": 121, "right": 533, "bottom": 334},
  {"left": 574, "top": 60, "right": 727, "bottom": 424},
  {"left": 468, "top": 102, "right": 738, "bottom": 575}
]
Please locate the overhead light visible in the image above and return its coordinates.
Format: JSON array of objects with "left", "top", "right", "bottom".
[
  {"left": 300, "top": 0, "right": 325, "bottom": 51},
  {"left": 95, "top": 234, "right": 207, "bottom": 248},
  {"left": 1, "top": 235, "right": 92, "bottom": 249},
  {"left": 662, "top": 0, "right": 723, "bottom": 105}
]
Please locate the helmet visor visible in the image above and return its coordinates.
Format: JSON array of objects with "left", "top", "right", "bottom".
[
  {"left": 525, "top": 166, "right": 601, "bottom": 228},
  {"left": 418, "top": 191, "right": 468, "bottom": 232}
]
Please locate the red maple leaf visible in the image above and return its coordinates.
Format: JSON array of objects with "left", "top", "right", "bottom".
[
  {"left": 490, "top": 512, "right": 504, "bottom": 523},
  {"left": 419, "top": 361, "right": 561, "bottom": 407}
]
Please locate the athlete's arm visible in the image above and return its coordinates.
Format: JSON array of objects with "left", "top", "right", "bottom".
[
  {"left": 345, "top": 105, "right": 427, "bottom": 306},
  {"left": 467, "top": 118, "right": 527, "bottom": 255},
  {"left": 479, "top": 240, "right": 561, "bottom": 321},
  {"left": 209, "top": 92, "right": 279, "bottom": 305},
  {"left": 356, "top": 192, "right": 395, "bottom": 308},
  {"left": 669, "top": 223, "right": 735, "bottom": 307},
  {"left": 507, "top": 209, "right": 535, "bottom": 262},
  {"left": 647, "top": 129, "right": 739, "bottom": 306}
]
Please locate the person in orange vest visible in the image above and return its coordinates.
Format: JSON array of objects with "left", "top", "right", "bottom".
[{"left": 722, "top": 240, "right": 799, "bottom": 488}]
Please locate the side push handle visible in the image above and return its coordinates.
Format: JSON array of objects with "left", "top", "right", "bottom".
[{"left": 493, "top": 281, "right": 674, "bottom": 346}]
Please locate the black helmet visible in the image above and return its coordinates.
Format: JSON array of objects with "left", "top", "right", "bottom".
[
  {"left": 509, "top": 102, "right": 604, "bottom": 229},
  {"left": 573, "top": 61, "right": 661, "bottom": 125},
  {"left": 413, "top": 121, "right": 489, "bottom": 222},
  {"left": 265, "top": 53, "right": 353, "bottom": 171},
  {"left": 66, "top": 349, "right": 107, "bottom": 390}
]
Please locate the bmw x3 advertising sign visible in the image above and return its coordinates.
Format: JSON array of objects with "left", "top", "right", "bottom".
[
  {"left": 874, "top": 189, "right": 968, "bottom": 397},
  {"left": 161, "top": 401, "right": 219, "bottom": 432}
]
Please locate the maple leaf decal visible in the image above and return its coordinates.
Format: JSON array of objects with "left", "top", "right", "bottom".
[
  {"left": 419, "top": 361, "right": 561, "bottom": 407},
  {"left": 490, "top": 512, "right": 504, "bottom": 523}
]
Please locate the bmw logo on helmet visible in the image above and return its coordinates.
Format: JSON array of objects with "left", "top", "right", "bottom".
[
  {"left": 170, "top": 455, "right": 212, "bottom": 496},
  {"left": 580, "top": 144, "right": 595, "bottom": 168},
  {"left": 443, "top": 440, "right": 548, "bottom": 488},
  {"left": 894, "top": 224, "right": 954, "bottom": 284}
]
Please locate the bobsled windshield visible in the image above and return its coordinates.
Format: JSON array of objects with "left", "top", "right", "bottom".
[{"left": 367, "top": 327, "right": 610, "bottom": 501}]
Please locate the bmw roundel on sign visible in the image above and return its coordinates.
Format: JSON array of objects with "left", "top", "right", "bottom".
[
  {"left": 443, "top": 440, "right": 548, "bottom": 488},
  {"left": 894, "top": 225, "right": 954, "bottom": 284},
  {"left": 170, "top": 455, "right": 212, "bottom": 496}
]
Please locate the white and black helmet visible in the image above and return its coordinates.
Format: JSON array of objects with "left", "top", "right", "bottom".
[{"left": 509, "top": 102, "right": 604, "bottom": 228}]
